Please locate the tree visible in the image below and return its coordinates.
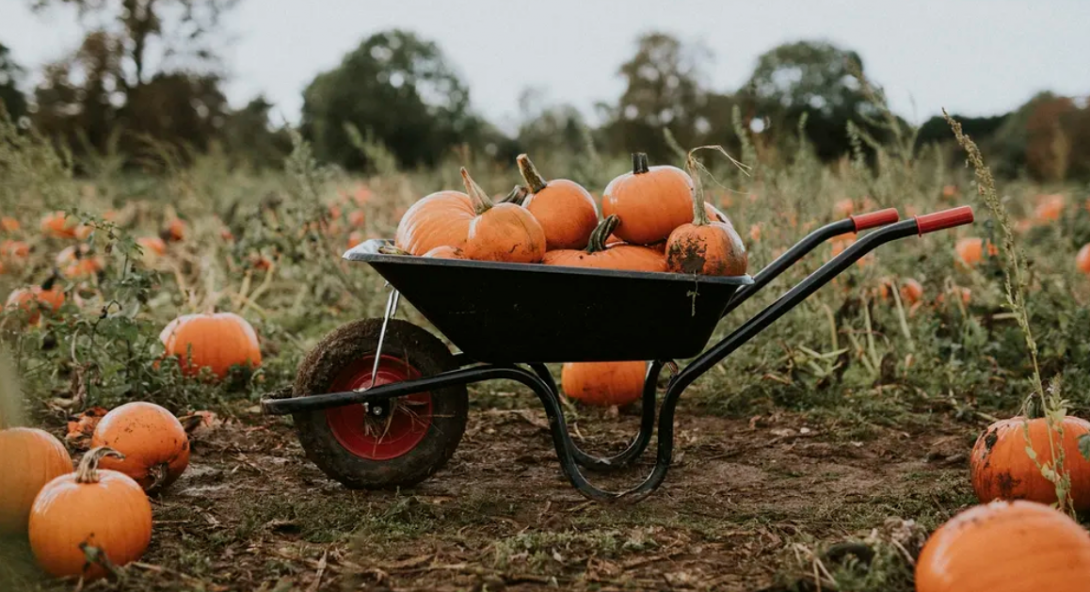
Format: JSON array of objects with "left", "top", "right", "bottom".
[
  {"left": 301, "top": 29, "right": 484, "bottom": 170},
  {"left": 0, "top": 43, "right": 27, "bottom": 120},
  {"left": 739, "top": 40, "right": 882, "bottom": 161}
]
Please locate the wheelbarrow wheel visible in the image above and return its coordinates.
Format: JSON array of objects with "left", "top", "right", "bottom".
[{"left": 291, "top": 318, "right": 468, "bottom": 489}]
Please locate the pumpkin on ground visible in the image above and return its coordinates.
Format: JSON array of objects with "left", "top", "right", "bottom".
[
  {"left": 970, "top": 415, "right": 1090, "bottom": 510},
  {"left": 1076, "top": 243, "right": 1090, "bottom": 274},
  {"left": 516, "top": 153, "right": 599, "bottom": 250},
  {"left": 159, "top": 312, "right": 262, "bottom": 379},
  {"left": 5, "top": 280, "right": 65, "bottom": 325},
  {"left": 562, "top": 361, "right": 647, "bottom": 407},
  {"left": 0, "top": 427, "right": 74, "bottom": 534},
  {"left": 665, "top": 155, "right": 747, "bottom": 276},
  {"left": 955, "top": 237, "right": 996, "bottom": 268},
  {"left": 602, "top": 153, "right": 694, "bottom": 245},
  {"left": 56, "top": 245, "right": 105, "bottom": 279},
  {"left": 543, "top": 215, "right": 666, "bottom": 272},
  {"left": 1, "top": 239, "right": 30, "bottom": 259},
  {"left": 39, "top": 211, "right": 79, "bottom": 239},
  {"left": 394, "top": 190, "right": 474, "bottom": 256},
  {"left": 459, "top": 167, "right": 546, "bottom": 263},
  {"left": 1034, "top": 193, "right": 1065, "bottom": 223},
  {"left": 915, "top": 500, "right": 1090, "bottom": 592},
  {"left": 876, "top": 278, "right": 924, "bottom": 306},
  {"left": 163, "top": 218, "right": 188, "bottom": 242},
  {"left": 91, "top": 402, "right": 190, "bottom": 492},
  {"left": 29, "top": 447, "right": 153, "bottom": 581},
  {"left": 1, "top": 217, "right": 20, "bottom": 232}
]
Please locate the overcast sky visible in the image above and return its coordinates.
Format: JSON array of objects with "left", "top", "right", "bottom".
[{"left": 2, "top": 0, "right": 1088, "bottom": 134}]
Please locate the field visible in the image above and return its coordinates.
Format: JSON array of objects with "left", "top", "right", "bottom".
[{"left": 3, "top": 113, "right": 1090, "bottom": 592}]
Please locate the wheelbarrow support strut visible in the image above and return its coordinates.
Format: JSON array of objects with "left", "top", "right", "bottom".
[{"left": 263, "top": 207, "right": 973, "bottom": 502}]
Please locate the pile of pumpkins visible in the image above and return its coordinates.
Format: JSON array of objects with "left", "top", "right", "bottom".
[
  {"left": 394, "top": 152, "right": 748, "bottom": 408},
  {"left": 1, "top": 401, "right": 191, "bottom": 581}
]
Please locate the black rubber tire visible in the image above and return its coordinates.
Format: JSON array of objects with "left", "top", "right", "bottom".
[{"left": 291, "top": 319, "right": 468, "bottom": 489}]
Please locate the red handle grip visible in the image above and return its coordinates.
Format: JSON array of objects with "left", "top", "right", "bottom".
[
  {"left": 915, "top": 205, "right": 975, "bottom": 235},
  {"left": 850, "top": 208, "right": 900, "bottom": 231}
]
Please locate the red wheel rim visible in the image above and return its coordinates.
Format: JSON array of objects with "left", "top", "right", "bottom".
[{"left": 325, "top": 354, "right": 433, "bottom": 460}]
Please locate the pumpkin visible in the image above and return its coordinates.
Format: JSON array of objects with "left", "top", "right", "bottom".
[
  {"left": 955, "top": 237, "right": 996, "bottom": 267},
  {"left": 915, "top": 500, "right": 1090, "bottom": 592},
  {"left": 347, "top": 209, "right": 366, "bottom": 228},
  {"left": 543, "top": 215, "right": 666, "bottom": 272},
  {"left": 56, "top": 245, "right": 104, "bottom": 279},
  {"left": 1, "top": 216, "right": 20, "bottom": 232},
  {"left": 91, "top": 402, "right": 190, "bottom": 492},
  {"left": 6, "top": 280, "right": 65, "bottom": 325},
  {"left": 159, "top": 312, "right": 262, "bottom": 379},
  {"left": 347, "top": 230, "right": 365, "bottom": 250},
  {"left": 40, "top": 211, "right": 78, "bottom": 239},
  {"left": 664, "top": 155, "right": 747, "bottom": 276},
  {"left": 29, "top": 447, "right": 153, "bottom": 581},
  {"left": 460, "top": 167, "right": 546, "bottom": 263},
  {"left": 1077, "top": 243, "right": 1090, "bottom": 274},
  {"left": 136, "top": 236, "right": 167, "bottom": 257},
  {"left": 970, "top": 416, "right": 1090, "bottom": 510},
  {"left": 0, "top": 428, "right": 74, "bottom": 533},
  {"left": 1034, "top": 194, "right": 1065, "bottom": 222},
  {"left": 516, "top": 153, "right": 599, "bottom": 250},
  {"left": 394, "top": 190, "right": 474, "bottom": 256},
  {"left": 561, "top": 361, "right": 647, "bottom": 407},
  {"left": 877, "top": 278, "right": 923, "bottom": 305},
  {"left": 602, "top": 152, "right": 694, "bottom": 245},
  {"left": 1, "top": 239, "right": 29, "bottom": 259},
  {"left": 163, "top": 218, "right": 188, "bottom": 242},
  {"left": 423, "top": 245, "right": 465, "bottom": 259}
]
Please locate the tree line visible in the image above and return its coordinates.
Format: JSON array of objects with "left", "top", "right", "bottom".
[{"left": 2, "top": 0, "right": 1088, "bottom": 181}]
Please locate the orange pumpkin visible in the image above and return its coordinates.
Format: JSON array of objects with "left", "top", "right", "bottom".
[
  {"left": 136, "top": 236, "right": 167, "bottom": 257},
  {"left": 394, "top": 190, "right": 474, "bottom": 256},
  {"left": 56, "top": 245, "right": 104, "bottom": 279},
  {"left": 665, "top": 155, "right": 747, "bottom": 276},
  {"left": 940, "top": 184, "right": 958, "bottom": 199},
  {"left": 915, "top": 500, "right": 1090, "bottom": 592},
  {"left": 1034, "top": 193, "right": 1065, "bottom": 222},
  {"left": 832, "top": 198, "right": 855, "bottom": 218},
  {"left": 164, "top": 218, "right": 188, "bottom": 242},
  {"left": 970, "top": 416, "right": 1090, "bottom": 510},
  {"left": 6, "top": 281, "right": 65, "bottom": 325},
  {"left": 1, "top": 239, "right": 29, "bottom": 259},
  {"left": 561, "top": 361, "right": 647, "bottom": 407},
  {"left": 347, "top": 230, "right": 365, "bottom": 250},
  {"left": 517, "top": 153, "right": 599, "bottom": 250},
  {"left": 1077, "top": 243, "right": 1090, "bottom": 274},
  {"left": 543, "top": 215, "right": 666, "bottom": 272},
  {"left": 955, "top": 237, "right": 997, "bottom": 267},
  {"left": 29, "top": 447, "right": 152, "bottom": 581},
  {"left": 460, "top": 168, "right": 546, "bottom": 263},
  {"left": 602, "top": 153, "right": 694, "bottom": 245},
  {"left": 423, "top": 245, "right": 465, "bottom": 259},
  {"left": 876, "top": 278, "right": 924, "bottom": 305},
  {"left": 159, "top": 312, "right": 262, "bottom": 379},
  {"left": 91, "top": 402, "right": 190, "bottom": 492},
  {"left": 0, "top": 428, "right": 74, "bottom": 533},
  {"left": 1, "top": 216, "right": 20, "bottom": 232},
  {"left": 347, "top": 209, "right": 366, "bottom": 228}
]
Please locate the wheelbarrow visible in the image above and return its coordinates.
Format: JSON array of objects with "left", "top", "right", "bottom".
[{"left": 262, "top": 205, "right": 975, "bottom": 503}]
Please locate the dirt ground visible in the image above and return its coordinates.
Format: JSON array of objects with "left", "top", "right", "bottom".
[{"left": 3, "top": 388, "right": 979, "bottom": 592}]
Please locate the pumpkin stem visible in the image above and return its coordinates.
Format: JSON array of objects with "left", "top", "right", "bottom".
[
  {"left": 76, "top": 446, "right": 125, "bottom": 484},
  {"left": 460, "top": 167, "right": 495, "bottom": 215},
  {"left": 632, "top": 153, "right": 650, "bottom": 175},
  {"left": 585, "top": 215, "right": 620, "bottom": 254},
  {"left": 685, "top": 154, "right": 710, "bottom": 226},
  {"left": 377, "top": 245, "right": 412, "bottom": 256},
  {"left": 516, "top": 154, "right": 549, "bottom": 194},
  {"left": 498, "top": 184, "right": 528, "bottom": 206},
  {"left": 147, "top": 463, "right": 169, "bottom": 493}
]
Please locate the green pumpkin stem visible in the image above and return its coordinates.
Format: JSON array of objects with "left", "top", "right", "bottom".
[
  {"left": 498, "top": 184, "right": 528, "bottom": 206},
  {"left": 686, "top": 154, "right": 710, "bottom": 226},
  {"left": 76, "top": 446, "right": 125, "bottom": 484},
  {"left": 461, "top": 167, "right": 495, "bottom": 215},
  {"left": 585, "top": 215, "right": 621, "bottom": 254},
  {"left": 632, "top": 152, "right": 650, "bottom": 175},
  {"left": 516, "top": 154, "right": 548, "bottom": 194}
]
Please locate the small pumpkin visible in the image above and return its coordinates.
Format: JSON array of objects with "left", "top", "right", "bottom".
[
  {"left": 347, "top": 230, "right": 365, "bottom": 250},
  {"left": 1, "top": 216, "right": 20, "bottom": 232},
  {"left": 423, "top": 245, "right": 465, "bottom": 259},
  {"left": 394, "top": 190, "right": 474, "bottom": 256},
  {"left": 516, "top": 153, "right": 599, "bottom": 250},
  {"left": 91, "top": 402, "right": 190, "bottom": 492},
  {"left": 136, "top": 236, "right": 167, "bottom": 257},
  {"left": 159, "top": 312, "right": 262, "bottom": 379},
  {"left": 543, "top": 215, "right": 666, "bottom": 272},
  {"left": 56, "top": 245, "right": 104, "bottom": 279},
  {"left": 970, "top": 416, "right": 1090, "bottom": 510},
  {"left": 460, "top": 167, "right": 546, "bottom": 263},
  {"left": 40, "top": 211, "right": 78, "bottom": 239},
  {"left": 664, "top": 155, "right": 747, "bottom": 276},
  {"left": 0, "top": 427, "right": 74, "bottom": 534},
  {"left": 876, "top": 277, "right": 924, "bottom": 305},
  {"left": 915, "top": 500, "right": 1090, "bottom": 592},
  {"left": 5, "top": 278, "right": 65, "bottom": 325},
  {"left": 602, "top": 153, "right": 694, "bottom": 245},
  {"left": 955, "top": 237, "right": 996, "bottom": 267},
  {"left": 1, "top": 239, "right": 30, "bottom": 259},
  {"left": 347, "top": 209, "right": 366, "bottom": 228},
  {"left": 29, "top": 447, "right": 153, "bottom": 581},
  {"left": 561, "top": 361, "right": 647, "bottom": 407},
  {"left": 1076, "top": 243, "right": 1090, "bottom": 274},
  {"left": 1034, "top": 193, "right": 1065, "bottom": 223}
]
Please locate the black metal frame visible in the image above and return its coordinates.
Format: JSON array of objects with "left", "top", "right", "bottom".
[{"left": 263, "top": 216, "right": 941, "bottom": 502}]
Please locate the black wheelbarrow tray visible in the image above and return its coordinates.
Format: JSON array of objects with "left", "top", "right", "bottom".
[{"left": 263, "top": 205, "right": 975, "bottom": 503}]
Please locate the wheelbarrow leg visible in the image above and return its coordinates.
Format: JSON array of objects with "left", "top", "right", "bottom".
[{"left": 529, "top": 361, "right": 667, "bottom": 473}]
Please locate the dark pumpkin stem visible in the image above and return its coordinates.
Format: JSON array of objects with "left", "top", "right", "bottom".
[
  {"left": 147, "top": 463, "right": 169, "bottom": 493},
  {"left": 685, "top": 154, "right": 710, "bottom": 226},
  {"left": 516, "top": 154, "right": 548, "bottom": 194},
  {"left": 632, "top": 153, "right": 650, "bottom": 175},
  {"left": 76, "top": 446, "right": 124, "bottom": 484},
  {"left": 585, "top": 215, "right": 620, "bottom": 254},
  {"left": 498, "top": 185, "right": 528, "bottom": 206},
  {"left": 461, "top": 167, "right": 494, "bottom": 215},
  {"left": 378, "top": 245, "right": 412, "bottom": 256}
]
